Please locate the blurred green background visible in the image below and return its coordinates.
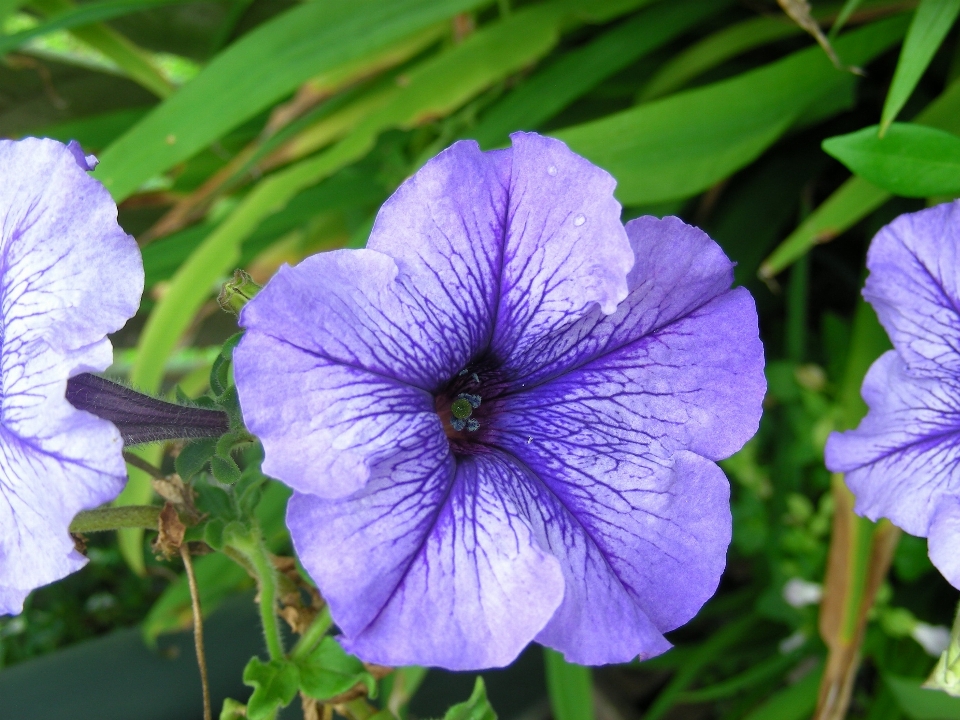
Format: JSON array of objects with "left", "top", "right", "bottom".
[{"left": 2, "top": 0, "right": 960, "bottom": 718}]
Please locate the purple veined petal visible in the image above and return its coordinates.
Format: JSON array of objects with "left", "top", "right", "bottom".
[
  {"left": 862, "top": 200, "right": 960, "bottom": 378},
  {"left": 485, "top": 133, "right": 633, "bottom": 371},
  {"left": 506, "top": 215, "right": 752, "bottom": 391},
  {"left": 287, "top": 451, "right": 564, "bottom": 670},
  {"left": 234, "top": 327, "right": 442, "bottom": 498},
  {"left": 240, "top": 239, "right": 490, "bottom": 393},
  {"left": 928, "top": 499, "right": 960, "bottom": 590},
  {"left": 367, "top": 132, "right": 633, "bottom": 382},
  {"left": 521, "top": 451, "right": 730, "bottom": 663},
  {"left": 492, "top": 218, "right": 765, "bottom": 463},
  {"left": 0, "top": 138, "right": 142, "bottom": 615},
  {"left": 491, "top": 398, "right": 734, "bottom": 660},
  {"left": 825, "top": 351, "right": 960, "bottom": 537}
]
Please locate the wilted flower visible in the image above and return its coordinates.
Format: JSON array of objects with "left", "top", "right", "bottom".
[
  {"left": 826, "top": 200, "right": 960, "bottom": 589},
  {"left": 0, "top": 138, "right": 143, "bottom": 615},
  {"left": 235, "top": 133, "right": 765, "bottom": 669}
]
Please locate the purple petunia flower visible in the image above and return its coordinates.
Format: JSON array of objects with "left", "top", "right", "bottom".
[
  {"left": 826, "top": 200, "right": 960, "bottom": 589},
  {"left": 234, "top": 132, "right": 765, "bottom": 669},
  {"left": 0, "top": 138, "right": 143, "bottom": 615}
]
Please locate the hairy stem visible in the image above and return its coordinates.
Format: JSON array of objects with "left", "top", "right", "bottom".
[
  {"left": 181, "top": 544, "right": 212, "bottom": 720},
  {"left": 69, "top": 505, "right": 161, "bottom": 533},
  {"left": 291, "top": 606, "right": 332, "bottom": 661},
  {"left": 229, "top": 531, "right": 285, "bottom": 661}
]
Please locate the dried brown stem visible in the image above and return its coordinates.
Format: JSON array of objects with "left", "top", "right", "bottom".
[{"left": 181, "top": 544, "right": 212, "bottom": 720}]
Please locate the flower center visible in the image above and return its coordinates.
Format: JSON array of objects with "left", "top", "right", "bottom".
[{"left": 435, "top": 363, "right": 499, "bottom": 441}]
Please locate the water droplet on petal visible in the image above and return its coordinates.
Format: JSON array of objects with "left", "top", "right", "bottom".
[
  {"left": 574, "top": 214, "right": 586, "bottom": 226},
  {"left": 547, "top": 165, "right": 557, "bottom": 176}
]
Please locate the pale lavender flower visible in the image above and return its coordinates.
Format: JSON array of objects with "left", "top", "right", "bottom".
[
  {"left": 235, "top": 133, "right": 765, "bottom": 669},
  {"left": 0, "top": 138, "right": 143, "bottom": 614},
  {"left": 826, "top": 200, "right": 960, "bottom": 589}
]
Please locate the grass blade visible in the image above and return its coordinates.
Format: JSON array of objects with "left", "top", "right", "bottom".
[{"left": 879, "top": 0, "right": 960, "bottom": 134}]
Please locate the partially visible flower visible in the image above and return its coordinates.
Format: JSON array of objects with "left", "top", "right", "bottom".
[
  {"left": 0, "top": 138, "right": 143, "bottom": 615},
  {"left": 826, "top": 200, "right": 960, "bottom": 589},
  {"left": 235, "top": 132, "right": 765, "bottom": 669}
]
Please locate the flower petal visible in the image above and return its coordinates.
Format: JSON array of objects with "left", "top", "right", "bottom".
[
  {"left": 0, "top": 138, "right": 142, "bottom": 614},
  {"left": 486, "top": 133, "right": 633, "bottom": 371},
  {"left": 862, "top": 200, "right": 960, "bottom": 378},
  {"left": 493, "top": 219, "right": 764, "bottom": 462},
  {"left": 490, "top": 426, "right": 731, "bottom": 662},
  {"left": 367, "top": 132, "right": 633, "bottom": 380},
  {"left": 504, "top": 216, "right": 762, "bottom": 426},
  {"left": 234, "top": 325, "right": 441, "bottom": 498},
  {"left": 498, "top": 444, "right": 731, "bottom": 663},
  {"left": 928, "top": 499, "right": 960, "bottom": 590},
  {"left": 287, "top": 451, "right": 564, "bottom": 670},
  {"left": 825, "top": 351, "right": 960, "bottom": 536}
]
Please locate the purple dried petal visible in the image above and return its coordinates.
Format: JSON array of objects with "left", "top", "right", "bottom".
[
  {"left": 0, "top": 138, "right": 142, "bottom": 615},
  {"left": 66, "top": 373, "right": 229, "bottom": 445}
]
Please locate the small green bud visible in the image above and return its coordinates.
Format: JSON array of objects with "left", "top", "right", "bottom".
[{"left": 218, "top": 269, "right": 262, "bottom": 315}]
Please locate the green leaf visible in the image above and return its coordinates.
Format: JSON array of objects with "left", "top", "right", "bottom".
[
  {"left": 761, "top": 76, "right": 960, "bottom": 277},
  {"left": 0, "top": 0, "right": 201, "bottom": 55},
  {"left": 556, "top": 14, "right": 909, "bottom": 205},
  {"left": 141, "top": 480, "right": 288, "bottom": 643},
  {"left": 243, "top": 657, "right": 300, "bottom": 720},
  {"left": 545, "top": 649, "right": 594, "bottom": 720},
  {"left": 174, "top": 437, "right": 217, "bottom": 481},
  {"left": 880, "top": 0, "right": 960, "bottom": 134},
  {"left": 886, "top": 675, "right": 960, "bottom": 720},
  {"left": 823, "top": 122, "right": 960, "bottom": 197},
  {"left": 219, "top": 698, "right": 247, "bottom": 720},
  {"left": 469, "top": 0, "right": 731, "bottom": 148},
  {"left": 443, "top": 677, "right": 497, "bottom": 720},
  {"left": 0, "top": 0, "right": 25, "bottom": 23},
  {"left": 94, "top": 0, "right": 490, "bottom": 200},
  {"left": 30, "top": 0, "right": 174, "bottom": 98},
  {"left": 211, "top": 454, "right": 241, "bottom": 484},
  {"left": 638, "top": 14, "right": 802, "bottom": 102},
  {"left": 296, "top": 637, "right": 375, "bottom": 701}
]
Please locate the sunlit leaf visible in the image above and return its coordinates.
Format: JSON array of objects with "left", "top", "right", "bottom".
[{"left": 94, "top": 0, "right": 492, "bottom": 200}]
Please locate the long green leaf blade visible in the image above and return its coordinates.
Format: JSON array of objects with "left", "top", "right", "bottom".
[
  {"left": 0, "top": 0, "right": 198, "bottom": 55},
  {"left": 545, "top": 649, "right": 594, "bottom": 720},
  {"left": 93, "top": 0, "right": 488, "bottom": 200},
  {"left": 469, "top": 0, "right": 732, "bottom": 148},
  {"left": 556, "top": 14, "right": 908, "bottom": 205},
  {"left": 760, "top": 76, "right": 960, "bottom": 277},
  {"left": 639, "top": 14, "right": 802, "bottom": 102},
  {"left": 879, "top": 0, "right": 960, "bottom": 134}
]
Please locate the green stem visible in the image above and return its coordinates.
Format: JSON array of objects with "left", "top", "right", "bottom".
[
  {"left": 291, "top": 605, "right": 332, "bottom": 660},
  {"left": 229, "top": 531, "right": 285, "bottom": 661},
  {"left": 69, "top": 505, "right": 161, "bottom": 533}
]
